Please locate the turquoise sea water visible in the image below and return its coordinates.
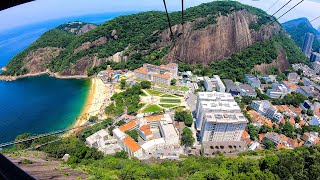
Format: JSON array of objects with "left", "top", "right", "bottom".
[{"left": 0, "top": 12, "right": 130, "bottom": 144}]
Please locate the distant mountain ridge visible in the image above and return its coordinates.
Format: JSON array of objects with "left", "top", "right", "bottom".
[
  {"left": 318, "top": 26, "right": 320, "bottom": 33},
  {"left": 282, "top": 17, "right": 320, "bottom": 50}
]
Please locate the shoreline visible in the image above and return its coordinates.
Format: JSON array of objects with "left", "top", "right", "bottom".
[
  {"left": 67, "top": 77, "right": 112, "bottom": 135},
  {"left": 0, "top": 70, "right": 88, "bottom": 81}
]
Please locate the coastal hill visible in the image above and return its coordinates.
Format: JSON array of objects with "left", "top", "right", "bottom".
[
  {"left": 1, "top": 1, "right": 306, "bottom": 80},
  {"left": 282, "top": 17, "right": 320, "bottom": 51},
  {"left": 57, "top": 21, "right": 97, "bottom": 35}
]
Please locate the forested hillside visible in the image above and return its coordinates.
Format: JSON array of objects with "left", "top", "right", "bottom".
[{"left": 1, "top": 1, "right": 306, "bottom": 78}]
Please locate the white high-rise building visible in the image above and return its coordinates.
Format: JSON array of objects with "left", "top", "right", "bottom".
[{"left": 195, "top": 92, "right": 248, "bottom": 142}]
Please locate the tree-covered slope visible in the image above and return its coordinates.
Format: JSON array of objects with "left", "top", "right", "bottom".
[
  {"left": 2, "top": 29, "right": 75, "bottom": 76},
  {"left": 1, "top": 1, "right": 304, "bottom": 77},
  {"left": 282, "top": 17, "right": 320, "bottom": 51}
]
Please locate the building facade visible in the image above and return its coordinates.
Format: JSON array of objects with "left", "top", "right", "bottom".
[
  {"left": 195, "top": 92, "right": 247, "bottom": 143},
  {"left": 302, "top": 32, "right": 314, "bottom": 56},
  {"left": 245, "top": 75, "right": 261, "bottom": 88},
  {"left": 310, "top": 52, "right": 320, "bottom": 62},
  {"left": 251, "top": 100, "right": 277, "bottom": 119},
  {"left": 212, "top": 75, "right": 226, "bottom": 93},
  {"left": 134, "top": 63, "right": 178, "bottom": 86}
]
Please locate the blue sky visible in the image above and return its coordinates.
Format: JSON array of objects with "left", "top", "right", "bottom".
[{"left": 0, "top": 0, "right": 319, "bottom": 32}]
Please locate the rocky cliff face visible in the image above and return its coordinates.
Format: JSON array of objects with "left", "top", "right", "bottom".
[
  {"left": 160, "top": 10, "right": 281, "bottom": 65},
  {"left": 23, "top": 47, "right": 63, "bottom": 74},
  {"left": 253, "top": 49, "right": 290, "bottom": 74}
]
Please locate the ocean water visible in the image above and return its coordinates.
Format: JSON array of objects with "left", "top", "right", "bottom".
[{"left": 0, "top": 12, "right": 130, "bottom": 144}]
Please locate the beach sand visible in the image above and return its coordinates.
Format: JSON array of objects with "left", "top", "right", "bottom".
[{"left": 66, "top": 77, "right": 113, "bottom": 135}]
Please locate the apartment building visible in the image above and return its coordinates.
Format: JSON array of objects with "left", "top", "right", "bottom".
[
  {"left": 134, "top": 63, "right": 178, "bottom": 86},
  {"left": 195, "top": 92, "right": 247, "bottom": 143}
]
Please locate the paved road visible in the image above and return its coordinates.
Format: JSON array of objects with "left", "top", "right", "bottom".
[{"left": 185, "top": 92, "right": 197, "bottom": 112}]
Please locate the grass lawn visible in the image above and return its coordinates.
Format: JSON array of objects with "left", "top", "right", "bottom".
[
  {"left": 159, "top": 85, "right": 189, "bottom": 92},
  {"left": 159, "top": 104, "right": 177, "bottom": 108},
  {"left": 146, "top": 89, "right": 163, "bottom": 95},
  {"left": 141, "top": 104, "right": 163, "bottom": 113},
  {"left": 160, "top": 94, "right": 178, "bottom": 98},
  {"left": 160, "top": 98, "right": 181, "bottom": 103}
]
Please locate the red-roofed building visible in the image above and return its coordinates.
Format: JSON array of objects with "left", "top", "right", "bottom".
[
  {"left": 122, "top": 136, "right": 143, "bottom": 157},
  {"left": 139, "top": 124, "right": 153, "bottom": 141},
  {"left": 119, "top": 120, "right": 138, "bottom": 132},
  {"left": 258, "top": 134, "right": 265, "bottom": 142},
  {"left": 289, "top": 118, "right": 296, "bottom": 126},
  {"left": 281, "top": 81, "right": 298, "bottom": 93},
  {"left": 134, "top": 63, "right": 178, "bottom": 85}
]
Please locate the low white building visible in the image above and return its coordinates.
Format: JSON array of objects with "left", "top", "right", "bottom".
[
  {"left": 212, "top": 75, "right": 226, "bottom": 93},
  {"left": 141, "top": 138, "right": 166, "bottom": 155},
  {"left": 159, "top": 115, "right": 180, "bottom": 147},
  {"left": 249, "top": 142, "right": 260, "bottom": 151},
  {"left": 251, "top": 100, "right": 277, "bottom": 119},
  {"left": 267, "top": 83, "right": 288, "bottom": 99},
  {"left": 203, "top": 76, "right": 215, "bottom": 92},
  {"left": 86, "top": 129, "right": 109, "bottom": 148}
]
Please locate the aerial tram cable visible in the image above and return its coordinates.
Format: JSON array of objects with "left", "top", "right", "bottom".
[
  {"left": 277, "top": 0, "right": 304, "bottom": 19},
  {"left": 271, "top": 0, "right": 293, "bottom": 16},
  {"left": 234, "top": 0, "right": 304, "bottom": 49},
  {"left": 267, "top": 0, "right": 281, "bottom": 12},
  {"left": 162, "top": 0, "right": 174, "bottom": 41}
]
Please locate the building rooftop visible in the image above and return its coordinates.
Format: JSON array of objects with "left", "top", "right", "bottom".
[
  {"left": 140, "top": 125, "right": 152, "bottom": 136},
  {"left": 119, "top": 120, "right": 138, "bottom": 132},
  {"left": 198, "top": 91, "right": 234, "bottom": 101},
  {"left": 281, "top": 81, "right": 298, "bottom": 89},
  {"left": 145, "top": 114, "right": 164, "bottom": 122},
  {"left": 86, "top": 129, "right": 109, "bottom": 145},
  {"left": 160, "top": 120, "right": 179, "bottom": 145},
  {"left": 112, "top": 128, "right": 126, "bottom": 140},
  {"left": 153, "top": 73, "right": 171, "bottom": 79},
  {"left": 204, "top": 112, "right": 247, "bottom": 124},
  {"left": 134, "top": 67, "right": 149, "bottom": 75},
  {"left": 141, "top": 138, "right": 166, "bottom": 151},
  {"left": 239, "top": 84, "right": 256, "bottom": 94},
  {"left": 123, "top": 136, "right": 141, "bottom": 152}
]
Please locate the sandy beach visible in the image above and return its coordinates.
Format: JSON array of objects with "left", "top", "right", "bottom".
[{"left": 69, "top": 77, "right": 113, "bottom": 134}]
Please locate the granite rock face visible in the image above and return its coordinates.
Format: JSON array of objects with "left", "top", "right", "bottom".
[{"left": 159, "top": 10, "right": 281, "bottom": 65}]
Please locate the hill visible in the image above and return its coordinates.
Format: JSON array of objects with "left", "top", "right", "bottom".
[
  {"left": 4, "top": 135, "right": 320, "bottom": 179},
  {"left": 1, "top": 1, "right": 306, "bottom": 79},
  {"left": 282, "top": 17, "right": 320, "bottom": 51},
  {"left": 57, "top": 21, "right": 97, "bottom": 35}
]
